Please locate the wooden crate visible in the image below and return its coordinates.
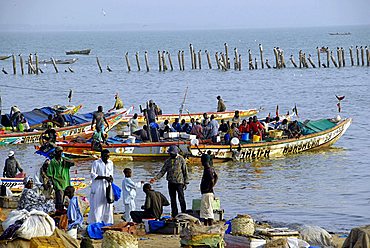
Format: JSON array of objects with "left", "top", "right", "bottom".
[{"left": 30, "top": 236, "right": 65, "bottom": 248}]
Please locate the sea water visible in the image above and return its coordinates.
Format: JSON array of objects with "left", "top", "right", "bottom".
[{"left": 0, "top": 26, "right": 369, "bottom": 231}]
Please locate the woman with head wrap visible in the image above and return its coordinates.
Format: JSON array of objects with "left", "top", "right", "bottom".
[{"left": 17, "top": 176, "right": 55, "bottom": 213}]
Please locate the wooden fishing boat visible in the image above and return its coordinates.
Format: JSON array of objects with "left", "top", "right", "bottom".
[
  {"left": 0, "top": 55, "right": 11, "bottom": 61},
  {"left": 39, "top": 58, "right": 78, "bottom": 64},
  {"left": 58, "top": 140, "right": 191, "bottom": 161},
  {"left": 122, "top": 109, "right": 260, "bottom": 125},
  {"left": 0, "top": 107, "right": 132, "bottom": 145},
  {"left": 188, "top": 117, "right": 352, "bottom": 162},
  {"left": 329, "top": 32, "right": 351, "bottom": 36},
  {"left": 0, "top": 177, "right": 87, "bottom": 192},
  {"left": 66, "top": 49, "right": 91, "bottom": 55}
]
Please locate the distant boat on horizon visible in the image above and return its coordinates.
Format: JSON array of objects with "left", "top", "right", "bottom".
[
  {"left": 329, "top": 32, "right": 351, "bottom": 36},
  {"left": 66, "top": 49, "right": 91, "bottom": 55}
]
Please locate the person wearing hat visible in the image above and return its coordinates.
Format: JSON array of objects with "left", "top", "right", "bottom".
[
  {"left": 217, "top": 96, "right": 226, "bottom": 112},
  {"left": 47, "top": 146, "right": 75, "bottom": 211},
  {"left": 3, "top": 151, "right": 23, "bottom": 178},
  {"left": 150, "top": 145, "right": 188, "bottom": 218}
]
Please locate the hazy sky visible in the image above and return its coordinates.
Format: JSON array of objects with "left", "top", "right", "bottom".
[{"left": 0, "top": 0, "right": 369, "bottom": 31}]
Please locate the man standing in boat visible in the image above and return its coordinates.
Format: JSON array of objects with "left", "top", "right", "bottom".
[
  {"left": 108, "top": 93, "right": 124, "bottom": 112},
  {"left": 91, "top": 106, "right": 109, "bottom": 132},
  {"left": 150, "top": 145, "right": 188, "bottom": 218},
  {"left": 217, "top": 96, "right": 226, "bottom": 112}
]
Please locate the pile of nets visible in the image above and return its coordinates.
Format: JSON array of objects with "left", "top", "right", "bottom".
[
  {"left": 231, "top": 214, "right": 255, "bottom": 236},
  {"left": 101, "top": 230, "right": 138, "bottom": 248}
]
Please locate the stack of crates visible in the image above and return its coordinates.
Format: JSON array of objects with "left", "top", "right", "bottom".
[
  {"left": 30, "top": 236, "right": 65, "bottom": 248},
  {"left": 189, "top": 198, "right": 224, "bottom": 221}
]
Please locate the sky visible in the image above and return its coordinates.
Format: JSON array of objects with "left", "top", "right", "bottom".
[{"left": 0, "top": 0, "right": 369, "bottom": 31}]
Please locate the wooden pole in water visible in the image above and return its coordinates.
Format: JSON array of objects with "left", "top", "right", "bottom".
[
  {"left": 341, "top": 48, "right": 345, "bottom": 67},
  {"left": 192, "top": 50, "right": 197, "bottom": 69},
  {"left": 290, "top": 55, "right": 298, "bottom": 68},
  {"left": 248, "top": 49, "right": 253, "bottom": 70},
  {"left": 303, "top": 53, "right": 309, "bottom": 68},
  {"left": 215, "top": 52, "right": 220, "bottom": 70},
  {"left": 205, "top": 50, "right": 212, "bottom": 69},
  {"left": 259, "top": 44, "right": 264, "bottom": 69},
  {"left": 181, "top": 51, "right": 185, "bottom": 70},
  {"left": 366, "top": 46, "right": 369, "bottom": 66},
  {"left": 316, "top": 47, "right": 321, "bottom": 68},
  {"left": 356, "top": 46, "right": 360, "bottom": 66},
  {"left": 19, "top": 55, "right": 24, "bottom": 75},
  {"left": 144, "top": 51, "right": 150, "bottom": 72},
  {"left": 224, "top": 43, "right": 229, "bottom": 69},
  {"left": 125, "top": 53, "right": 131, "bottom": 72},
  {"left": 35, "top": 53, "right": 39, "bottom": 75},
  {"left": 12, "top": 54, "right": 16, "bottom": 75},
  {"left": 220, "top": 52, "right": 226, "bottom": 70},
  {"left": 51, "top": 57, "right": 59, "bottom": 73},
  {"left": 189, "top": 44, "right": 194, "bottom": 69},
  {"left": 197, "top": 50, "right": 201, "bottom": 70},
  {"left": 280, "top": 49, "right": 286, "bottom": 68},
  {"left": 238, "top": 54, "right": 242, "bottom": 71},
  {"left": 330, "top": 51, "right": 338, "bottom": 67},
  {"left": 254, "top": 58, "right": 258, "bottom": 69},
  {"left": 28, "top": 54, "right": 32, "bottom": 74},
  {"left": 135, "top": 52, "right": 141, "bottom": 71},
  {"left": 360, "top": 46, "right": 364, "bottom": 66},
  {"left": 234, "top": 48, "right": 239, "bottom": 70},
  {"left": 349, "top": 46, "right": 354, "bottom": 66},
  {"left": 158, "top": 51, "right": 162, "bottom": 72},
  {"left": 162, "top": 51, "right": 168, "bottom": 71},
  {"left": 167, "top": 52, "right": 173, "bottom": 71},
  {"left": 273, "top": 48, "right": 279, "bottom": 69},
  {"left": 326, "top": 48, "right": 330, "bottom": 68},
  {"left": 177, "top": 51, "right": 182, "bottom": 71},
  {"left": 298, "top": 50, "right": 302, "bottom": 68},
  {"left": 337, "top": 47, "right": 342, "bottom": 67},
  {"left": 265, "top": 59, "right": 271, "bottom": 69},
  {"left": 308, "top": 54, "right": 316, "bottom": 68}
]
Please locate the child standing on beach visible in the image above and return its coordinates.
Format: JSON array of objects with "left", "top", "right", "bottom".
[{"left": 122, "top": 168, "right": 143, "bottom": 222}]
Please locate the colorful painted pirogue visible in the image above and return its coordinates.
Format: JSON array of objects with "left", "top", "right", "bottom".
[
  {"left": 51, "top": 133, "right": 197, "bottom": 161},
  {"left": 122, "top": 109, "right": 259, "bottom": 124},
  {"left": 0, "top": 107, "right": 132, "bottom": 145},
  {"left": 188, "top": 117, "right": 352, "bottom": 162},
  {"left": 0, "top": 177, "right": 87, "bottom": 192}
]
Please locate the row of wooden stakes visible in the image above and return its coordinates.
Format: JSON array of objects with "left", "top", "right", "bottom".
[{"left": 1, "top": 44, "right": 369, "bottom": 75}]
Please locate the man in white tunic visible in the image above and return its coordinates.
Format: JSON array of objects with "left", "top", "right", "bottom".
[{"left": 88, "top": 149, "right": 114, "bottom": 224}]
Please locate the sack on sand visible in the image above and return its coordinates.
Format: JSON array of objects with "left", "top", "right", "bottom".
[
  {"left": 16, "top": 209, "right": 55, "bottom": 240},
  {"left": 298, "top": 225, "right": 334, "bottom": 247},
  {"left": 2, "top": 209, "right": 29, "bottom": 230},
  {"left": 102, "top": 230, "right": 138, "bottom": 248}
]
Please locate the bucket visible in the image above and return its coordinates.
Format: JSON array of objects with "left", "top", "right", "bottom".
[
  {"left": 253, "top": 135, "right": 260, "bottom": 142},
  {"left": 67, "top": 227, "right": 77, "bottom": 239},
  {"left": 127, "top": 136, "right": 136, "bottom": 143},
  {"left": 241, "top": 133, "right": 249, "bottom": 141},
  {"left": 143, "top": 218, "right": 156, "bottom": 233}
]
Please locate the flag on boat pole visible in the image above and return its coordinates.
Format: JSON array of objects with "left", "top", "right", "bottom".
[
  {"left": 68, "top": 89, "right": 73, "bottom": 103},
  {"left": 292, "top": 103, "right": 299, "bottom": 118},
  {"left": 275, "top": 105, "right": 279, "bottom": 117},
  {"left": 335, "top": 95, "right": 345, "bottom": 113}
]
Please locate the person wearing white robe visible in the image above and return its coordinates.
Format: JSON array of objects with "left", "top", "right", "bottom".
[
  {"left": 87, "top": 149, "right": 114, "bottom": 224},
  {"left": 122, "top": 168, "right": 143, "bottom": 222}
]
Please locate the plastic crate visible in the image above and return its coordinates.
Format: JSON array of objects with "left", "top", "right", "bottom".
[
  {"left": 186, "top": 209, "right": 225, "bottom": 221},
  {"left": 30, "top": 236, "right": 65, "bottom": 248},
  {"left": 149, "top": 220, "right": 188, "bottom": 234},
  {"left": 192, "top": 198, "right": 221, "bottom": 211}
]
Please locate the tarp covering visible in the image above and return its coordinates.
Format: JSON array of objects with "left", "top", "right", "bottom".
[
  {"left": 343, "top": 225, "right": 370, "bottom": 248},
  {"left": 1, "top": 107, "right": 115, "bottom": 128},
  {"left": 301, "top": 119, "right": 337, "bottom": 135}
]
